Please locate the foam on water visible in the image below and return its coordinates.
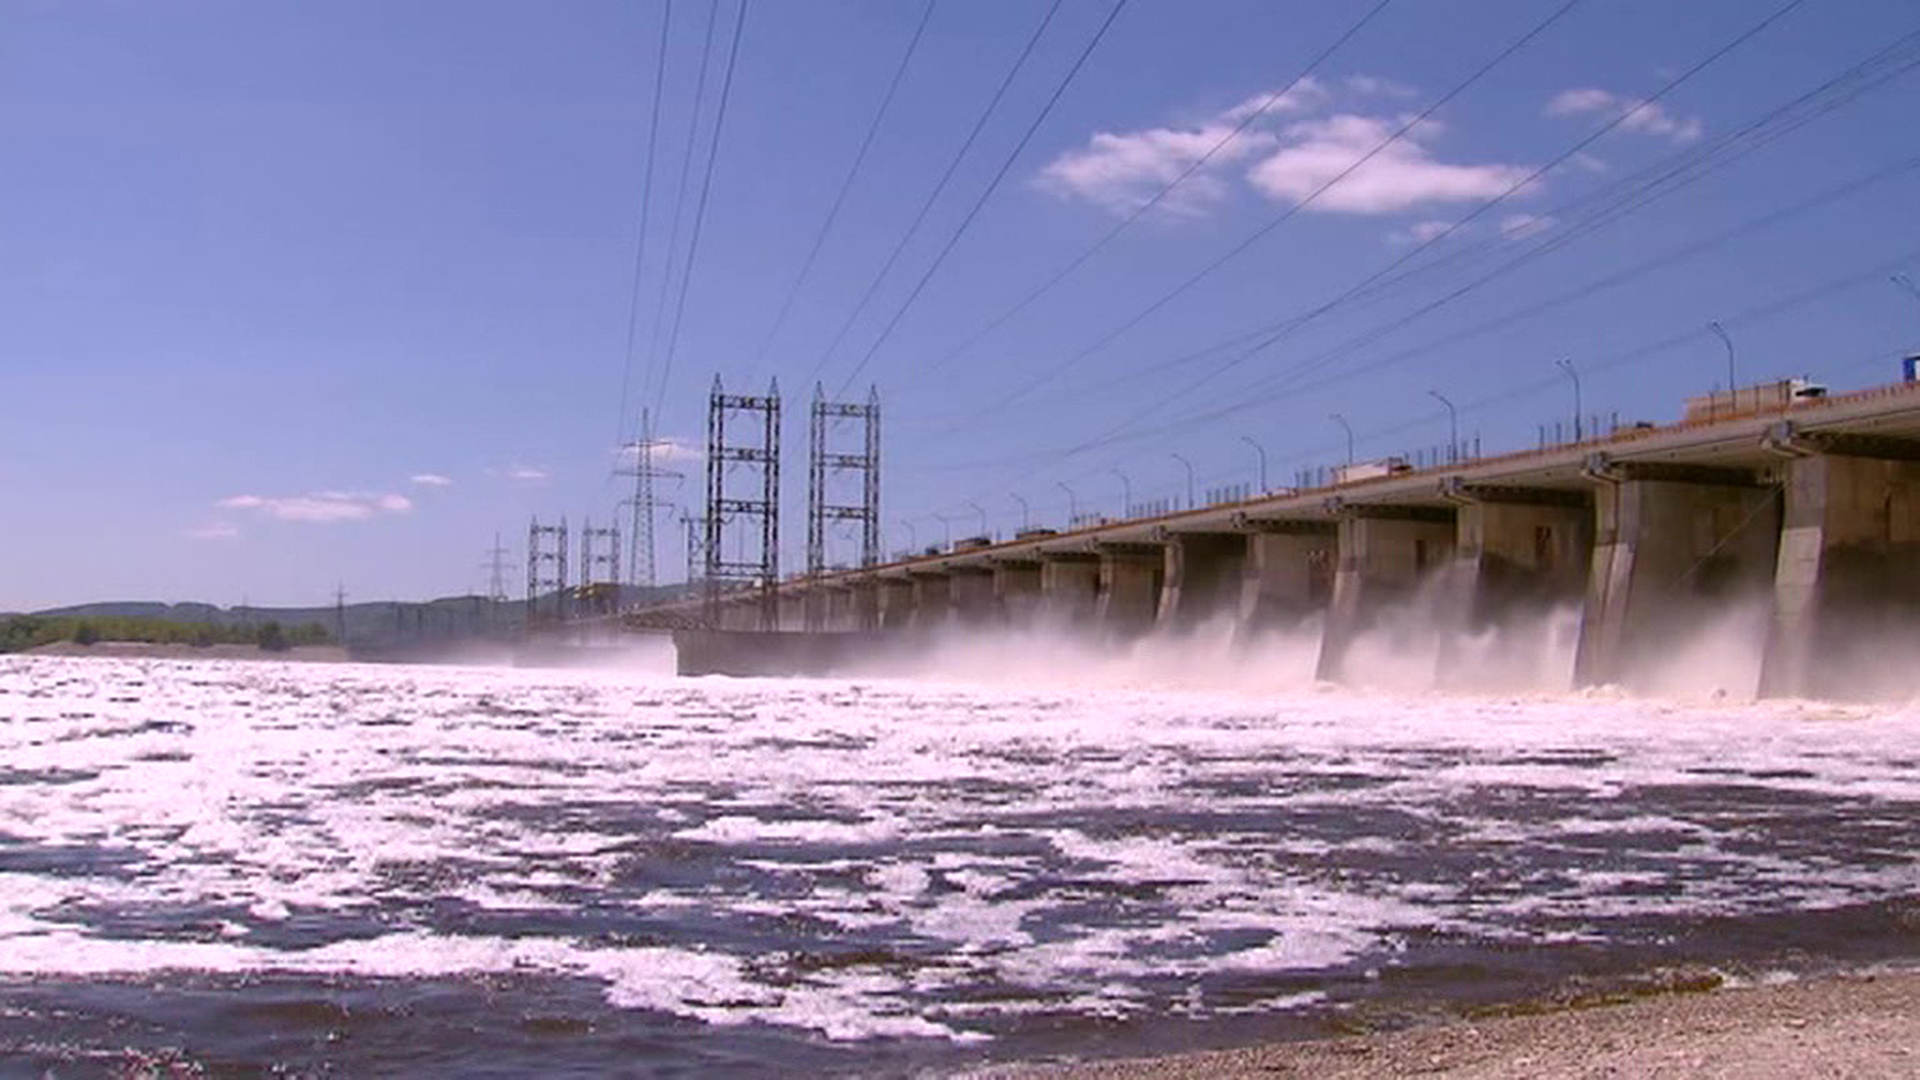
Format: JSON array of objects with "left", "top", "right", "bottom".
[{"left": 2, "top": 652, "right": 1919, "bottom": 1053}]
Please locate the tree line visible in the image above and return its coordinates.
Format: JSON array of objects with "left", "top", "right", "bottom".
[{"left": 0, "top": 616, "right": 332, "bottom": 653}]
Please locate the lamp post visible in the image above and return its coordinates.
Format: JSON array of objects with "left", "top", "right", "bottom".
[
  {"left": 1708, "top": 321, "right": 1735, "bottom": 414},
  {"left": 1170, "top": 452, "right": 1195, "bottom": 510},
  {"left": 1057, "top": 481, "right": 1078, "bottom": 527},
  {"left": 1240, "top": 435, "right": 1268, "bottom": 491},
  {"left": 933, "top": 512, "right": 953, "bottom": 550},
  {"left": 899, "top": 518, "right": 918, "bottom": 552},
  {"left": 1428, "top": 390, "right": 1459, "bottom": 463},
  {"left": 1109, "top": 468, "right": 1133, "bottom": 518},
  {"left": 1330, "top": 413, "right": 1355, "bottom": 467},
  {"left": 1555, "top": 358, "right": 1583, "bottom": 441},
  {"left": 965, "top": 500, "right": 988, "bottom": 539},
  {"left": 1010, "top": 492, "right": 1030, "bottom": 531}
]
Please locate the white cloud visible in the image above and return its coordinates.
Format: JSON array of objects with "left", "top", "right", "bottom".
[
  {"left": 1034, "top": 78, "right": 1328, "bottom": 218},
  {"left": 615, "top": 436, "right": 703, "bottom": 469},
  {"left": 216, "top": 491, "right": 414, "bottom": 524},
  {"left": 1546, "top": 87, "right": 1702, "bottom": 144},
  {"left": 409, "top": 473, "right": 453, "bottom": 487},
  {"left": 184, "top": 521, "right": 240, "bottom": 540},
  {"left": 505, "top": 465, "right": 549, "bottom": 484},
  {"left": 1390, "top": 219, "right": 1458, "bottom": 245},
  {"left": 1247, "top": 113, "right": 1532, "bottom": 215},
  {"left": 1499, "top": 212, "right": 1554, "bottom": 239},
  {"left": 1038, "top": 77, "right": 1536, "bottom": 220}
]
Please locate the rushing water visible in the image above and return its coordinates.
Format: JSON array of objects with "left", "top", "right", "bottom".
[{"left": 2, "top": 650, "right": 1919, "bottom": 1077}]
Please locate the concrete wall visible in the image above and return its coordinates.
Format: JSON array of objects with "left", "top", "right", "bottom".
[
  {"left": 1316, "top": 510, "right": 1456, "bottom": 682},
  {"left": 1575, "top": 472, "right": 1780, "bottom": 689},
  {"left": 949, "top": 569, "right": 997, "bottom": 624},
  {"left": 877, "top": 578, "right": 914, "bottom": 630},
  {"left": 1040, "top": 556, "right": 1100, "bottom": 626},
  {"left": 910, "top": 573, "right": 951, "bottom": 628},
  {"left": 1239, "top": 527, "right": 1335, "bottom": 630},
  {"left": 1096, "top": 548, "right": 1162, "bottom": 634},
  {"left": 993, "top": 563, "right": 1044, "bottom": 624},
  {"left": 1157, "top": 534, "right": 1245, "bottom": 630},
  {"left": 1760, "top": 452, "right": 1920, "bottom": 699},
  {"left": 1449, "top": 495, "right": 1591, "bottom": 628}
]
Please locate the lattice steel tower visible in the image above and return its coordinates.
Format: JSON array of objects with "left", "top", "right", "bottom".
[
  {"left": 704, "top": 376, "right": 781, "bottom": 628},
  {"left": 806, "top": 383, "right": 881, "bottom": 578},
  {"left": 578, "top": 517, "right": 621, "bottom": 615},
  {"left": 616, "top": 408, "right": 681, "bottom": 590},
  {"left": 527, "top": 516, "right": 569, "bottom": 622}
]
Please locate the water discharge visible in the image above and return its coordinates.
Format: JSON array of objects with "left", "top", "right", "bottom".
[{"left": 1, "top": 645, "right": 1917, "bottom": 1075}]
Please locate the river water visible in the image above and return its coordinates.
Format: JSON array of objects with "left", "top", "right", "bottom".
[{"left": 2, "top": 646, "right": 1919, "bottom": 1077}]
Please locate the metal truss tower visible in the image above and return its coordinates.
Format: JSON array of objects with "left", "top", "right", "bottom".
[
  {"left": 616, "top": 408, "right": 682, "bottom": 590},
  {"left": 704, "top": 376, "right": 781, "bottom": 628},
  {"left": 483, "top": 532, "right": 511, "bottom": 603},
  {"left": 806, "top": 384, "right": 881, "bottom": 577},
  {"left": 578, "top": 517, "right": 621, "bottom": 615},
  {"left": 527, "top": 516, "right": 569, "bottom": 623},
  {"left": 681, "top": 511, "right": 710, "bottom": 589}
]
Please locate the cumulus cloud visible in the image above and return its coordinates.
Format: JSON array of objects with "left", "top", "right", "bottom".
[
  {"left": 1034, "top": 79, "right": 1327, "bottom": 217},
  {"left": 615, "top": 436, "right": 703, "bottom": 469},
  {"left": 184, "top": 521, "right": 240, "bottom": 540},
  {"left": 1546, "top": 87, "right": 1702, "bottom": 144},
  {"left": 1038, "top": 77, "right": 1534, "bottom": 220},
  {"left": 409, "top": 473, "right": 453, "bottom": 487},
  {"left": 216, "top": 491, "right": 413, "bottom": 523},
  {"left": 505, "top": 465, "right": 548, "bottom": 483}
]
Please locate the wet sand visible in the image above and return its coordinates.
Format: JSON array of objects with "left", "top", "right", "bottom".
[{"left": 997, "top": 969, "right": 1920, "bottom": 1079}]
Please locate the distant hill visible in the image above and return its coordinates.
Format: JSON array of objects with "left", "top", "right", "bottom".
[{"left": 30, "top": 584, "right": 691, "bottom": 647}]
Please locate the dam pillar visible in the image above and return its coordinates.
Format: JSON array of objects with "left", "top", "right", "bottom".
[
  {"left": 1442, "top": 482, "right": 1592, "bottom": 627},
  {"left": 1574, "top": 460, "right": 1781, "bottom": 689},
  {"left": 1096, "top": 544, "right": 1163, "bottom": 635},
  {"left": 949, "top": 567, "right": 997, "bottom": 625},
  {"left": 821, "top": 586, "right": 853, "bottom": 632},
  {"left": 877, "top": 577, "right": 914, "bottom": 631},
  {"left": 851, "top": 580, "right": 880, "bottom": 631},
  {"left": 778, "top": 591, "right": 805, "bottom": 632},
  {"left": 992, "top": 560, "right": 1044, "bottom": 625},
  {"left": 1040, "top": 554, "right": 1100, "bottom": 626},
  {"left": 1235, "top": 519, "right": 1336, "bottom": 631},
  {"left": 909, "top": 571, "right": 951, "bottom": 629},
  {"left": 1156, "top": 532, "right": 1245, "bottom": 631},
  {"left": 1315, "top": 505, "right": 1456, "bottom": 682},
  {"left": 1759, "top": 431, "right": 1920, "bottom": 699}
]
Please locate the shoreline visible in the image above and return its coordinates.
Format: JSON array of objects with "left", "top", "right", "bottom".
[{"left": 987, "top": 967, "right": 1920, "bottom": 1079}]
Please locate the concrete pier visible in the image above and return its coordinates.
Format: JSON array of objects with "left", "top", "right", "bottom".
[
  {"left": 1443, "top": 483, "right": 1591, "bottom": 628},
  {"left": 1156, "top": 533, "right": 1244, "bottom": 630},
  {"left": 909, "top": 572, "right": 951, "bottom": 628},
  {"left": 1096, "top": 545, "right": 1162, "bottom": 634},
  {"left": 1315, "top": 506, "right": 1456, "bottom": 682},
  {"left": 1040, "top": 554, "right": 1100, "bottom": 625},
  {"left": 1236, "top": 521, "right": 1335, "bottom": 631},
  {"left": 1759, "top": 433, "right": 1920, "bottom": 698},
  {"left": 877, "top": 577, "right": 914, "bottom": 630},
  {"left": 992, "top": 560, "right": 1044, "bottom": 623},
  {"left": 949, "top": 567, "right": 997, "bottom": 624},
  {"left": 1575, "top": 461, "right": 1781, "bottom": 689}
]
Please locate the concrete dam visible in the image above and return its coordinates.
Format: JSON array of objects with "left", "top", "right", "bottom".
[{"left": 640, "top": 378, "right": 1920, "bottom": 700}]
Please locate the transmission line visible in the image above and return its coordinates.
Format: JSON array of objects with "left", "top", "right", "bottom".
[
  {"left": 612, "top": 0, "right": 676, "bottom": 449},
  {"left": 650, "top": 0, "right": 752, "bottom": 423},
  {"left": 926, "top": 0, "right": 1396, "bottom": 374},
  {"left": 830, "top": 0, "right": 1130, "bottom": 398},
  {"left": 740, "top": 0, "right": 938, "bottom": 390},
  {"left": 797, "top": 0, "right": 1068, "bottom": 394}
]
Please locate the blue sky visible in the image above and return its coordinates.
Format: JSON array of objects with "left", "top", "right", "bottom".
[{"left": 4, "top": 0, "right": 1920, "bottom": 609}]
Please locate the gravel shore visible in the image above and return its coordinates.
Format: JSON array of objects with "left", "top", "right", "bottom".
[{"left": 986, "top": 969, "right": 1920, "bottom": 1079}]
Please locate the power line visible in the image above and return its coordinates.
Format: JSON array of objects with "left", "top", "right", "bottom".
[
  {"left": 740, "top": 0, "right": 938, "bottom": 390},
  {"left": 650, "top": 0, "right": 752, "bottom": 422},
  {"left": 797, "top": 0, "right": 1068, "bottom": 394},
  {"left": 926, "top": 0, "right": 1396, "bottom": 374},
  {"left": 970, "top": 0, "right": 1586, "bottom": 417},
  {"left": 830, "top": 0, "right": 1131, "bottom": 397},
  {"left": 612, "top": 0, "right": 676, "bottom": 448}
]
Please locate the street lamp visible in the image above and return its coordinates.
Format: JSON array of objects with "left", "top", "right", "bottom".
[
  {"left": 1707, "top": 321, "right": 1736, "bottom": 414},
  {"left": 1170, "top": 452, "right": 1195, "bottom": 510},
  {"left": 965, "top": 500, "right": 988, "bottom": 538},
  {"left": 1057, "top": 481, "right": 1079, "bottom": 527},
  {"left": 1555, "top": 358, "right": 1583, "bottom": 441},
  {"left": 1330, "top": 413, "right": 1355, "bottom": 466},
  {"left": 1240, "top": 435, "right": 1268, "bottom": 491},
  {"left": 1427, "top": 390, "right": 1458, "bottom": 464},
  {"left": 899, "top": 518, "right": 918, "bottom": 552},
  {"left": 1109, "top": 468, "right": 1133, "bottom": 517},
  {"left": 933, "top": 512, "right": 954, "bottom": 550},
  {"left": 1010, "top": 492, "right": 1030, "bottom": 531}
]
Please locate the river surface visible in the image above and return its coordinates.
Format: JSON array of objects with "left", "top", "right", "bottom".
[{"left": 2, "top": 651, "right": 1918, "bottom": 1077}]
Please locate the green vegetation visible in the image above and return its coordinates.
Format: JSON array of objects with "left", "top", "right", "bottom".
[{"left": 0, "top": 615, "right": 331, "bottom": 653}]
